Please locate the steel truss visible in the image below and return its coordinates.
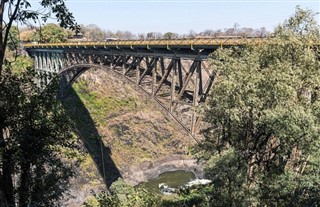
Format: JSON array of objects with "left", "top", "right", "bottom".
[{"left": 29, "top": 50, "right": 215, "bottom": 140}]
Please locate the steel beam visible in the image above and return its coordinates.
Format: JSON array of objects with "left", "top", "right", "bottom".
[{"left": 154, "top": 59, "right": 174, "bottom": 95}]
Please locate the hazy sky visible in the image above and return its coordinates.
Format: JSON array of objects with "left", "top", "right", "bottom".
[{"left": 31, "top": 0, "right": 319, "bottom": 34}]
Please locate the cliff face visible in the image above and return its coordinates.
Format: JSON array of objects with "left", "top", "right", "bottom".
[{"left": 62, "top": 68, "right": 198, "bottom": 206}]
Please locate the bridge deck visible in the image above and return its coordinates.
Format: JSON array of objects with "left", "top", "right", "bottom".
[
  {"left": 24, "top": 38, "right": 268, "bottom": 59},
  {"left": 23, "top": 37, "right": 265, "bottom": 49}
]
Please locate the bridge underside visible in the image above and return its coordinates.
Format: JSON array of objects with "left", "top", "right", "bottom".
[{"left": 28, "top": 49, "right": 216, "bottom": 140}]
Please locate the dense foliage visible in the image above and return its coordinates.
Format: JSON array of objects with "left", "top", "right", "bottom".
[
  {"left": 192, "top": 6, "right": 320, "bottom": 206},
  {"left": 0, "top": 69, "right": 78, "bottom": 206},
  {"left": 0, "top": 0, "right": 79, "bottom": 206},
  {"left": 36, "top": 23, "right": 70, "bottom": 43},
  {"left": 82, "top": 178, "right": 160, "bottom": 207}
]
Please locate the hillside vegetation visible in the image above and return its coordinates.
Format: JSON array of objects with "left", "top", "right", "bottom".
[{"left": 62, "top": 69, "right": 196, "bottom": 205}]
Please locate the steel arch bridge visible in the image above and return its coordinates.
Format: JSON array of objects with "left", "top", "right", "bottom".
[{"left": 24, "top": 38, "right": 262, "bottom": 139}]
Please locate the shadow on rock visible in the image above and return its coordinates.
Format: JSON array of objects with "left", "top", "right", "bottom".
[{"left": 60, "top": 88, "right": 121, "bottom": 187}]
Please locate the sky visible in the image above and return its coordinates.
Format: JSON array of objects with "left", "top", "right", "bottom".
[{"left": 30, "top": 0, "right": 320, "bottom": 34}]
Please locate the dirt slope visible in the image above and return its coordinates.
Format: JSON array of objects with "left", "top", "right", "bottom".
[{"left": 62, "top": 68, "right": 198, "bottom": 206}]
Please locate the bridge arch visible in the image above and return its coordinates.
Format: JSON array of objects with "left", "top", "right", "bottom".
[
  {"left": 58, "top": 63, "right": 104, "bottom": 96},
  {"left": 57, "top": 63, "right": 203, "bottom": 141}
]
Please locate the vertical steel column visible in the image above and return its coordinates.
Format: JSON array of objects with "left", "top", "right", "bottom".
[
  {"left": 191, "top": 60, "right": 200, "bottom": 135},
  {"left": 110, "top": 55, "right": 114, "bottom": 69},
  {"left": 160, "top": 58, "right": 165, "bottom": 75},
  {"left": 52, "top": 53, "right": 56, "bottom": 72},
  {"left": 152, "top": 57, "right": 158, "bottom": 96},
  {"left": 59, "top": 53, "right": 64, "bottom": 72},
  {"left": 122, "top": 55, "right": 126, "bottom": 75},
  {"left": 47, "top": 54, "right": 50, "bottom": 84},
  {"left": 88, "top": 54, "right": 93, "bottom": 64},
  {"left": 177, "top": 59, "right": 183, "bottom": 90},
  {"left": 145, "top": 56, "right": 149, "bottom": 72},
  {"left": 48, "top": 53, "right": 53, "bottom": 73},
  {"left": 198, "top": 61, "right": 203, "bottom": 96},
  {"left": 39, "top": 53, "right": 43, "bottom": 70},
  {"left": 34, "top": 54, "right": 39, "bottom": 70},
  {"left": 43, "top": 53, "right": 47, "bottom": 71},
  {"left": 170, "top": 59, "right": 177, "bottom": 113},
  {"left": 39, "top": 53, "right": 44, "bottom": 86},
  {"left": 136, "top": 57, "right": 140, "bottom": 84},
  {"left": 64, "top": 53, "right": 70, "bottom": 67},
  {"left": 34, "top": 54, "right": 40, "bottom": 87}
]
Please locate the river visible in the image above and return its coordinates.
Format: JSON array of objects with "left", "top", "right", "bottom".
[{"left": 137, "top": 170, "right": 195, "bottom": 194}]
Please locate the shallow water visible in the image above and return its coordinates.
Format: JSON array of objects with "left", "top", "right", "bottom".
[{"left": 137, "top": 170, "right": 195, "bottom": 194}]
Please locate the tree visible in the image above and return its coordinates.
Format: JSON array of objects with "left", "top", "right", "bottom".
[
  {"left": 238, "top": 27, "right": 254, "bottom": 37},
  {"left": 0, "top": 0, "right": 79, "bottom": 206},
  {"left": 233, "top": 23, "right": 240, "bottom": 35},
  {"left": 0, "top": 70, "right": 78, "bottom": 206},
  {"left": 6, "top": 26, "right": 20, "bottom": 51},
  {"left": 199, "top": 29, "right": 214, "bottom": 37},
  {"left": 122, "top": 31, "right": 134, "bottom": 39},
  {"left": 163, "top": 32, "right": 178, "bottom": 40},
  {"left": 137, "top": 33, "right": 145, "bottom": 40},
  {"left": 194, "top": 6, "right": 320, "bottom": 206},
  {"left": 255, "top": 27, "right": 268, "bottom": 37},
  {"left": 188, "top": 30, "right": 197, "bottom": 38},
  {"left": 146, "top": 32, "right": 157, "bottom": 40},
  {"left": 39, "top": 23, "right": 68, "bottom": 43},
  {"left": 20, "top": 28, "right": 36, "bottom": 42},
  {"left": 224, "top": 27, "right": 235, "bottom": 36},
  {"left": 82, "top": 178, "right": 160, "bottom": 207},
  {"left": 81, "top": 24, "right": 106, "bottom": 41}
]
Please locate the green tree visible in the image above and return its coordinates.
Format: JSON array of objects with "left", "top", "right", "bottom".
[
  {"left": 39, "top": 23, "right": 68, "bottom": 43},
  {"left": 20, "top": 28, "right": 37, "bottom": 42},
  {"left": 0, "top": 69, "right": 78, "bottom": 206},
  {"left": 6, "top": 26, "right": 20, "bottom": 51},
  {"left": 0, "top": 0, "right": 79, "bottom": 206},
  {"left": 194, "top": 6, "right": 320, "bottom": 206},
  {"left": 4, "top": 26, "right": 33, "bottom": 74},
  {"left": 82, "top": 178, "right": 160, "bottom": 207}
]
